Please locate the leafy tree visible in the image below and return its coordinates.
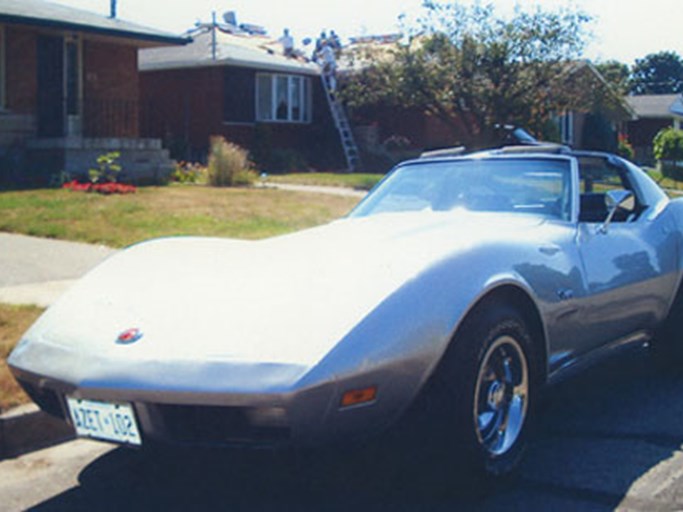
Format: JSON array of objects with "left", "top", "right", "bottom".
[
  {"left": 594, "top": 60, "right": 630, "bottom": 95},
  {"left": 341, "top": 2, "right": 595, "bottom": 147},
  {"left": 653, "top": 127, "right": 683, "bottom": 180},
  {"left": 630, "top": 51, "right": 683, "bottom": 95}
]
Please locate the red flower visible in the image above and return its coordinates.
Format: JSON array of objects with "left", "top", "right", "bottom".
[{"left": 63, "top": 180, "right": 136, "bottom": 194}]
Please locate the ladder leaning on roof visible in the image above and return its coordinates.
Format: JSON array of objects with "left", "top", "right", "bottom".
[{"left": 320, "top": 69, "right": 361, "bottom": 172}]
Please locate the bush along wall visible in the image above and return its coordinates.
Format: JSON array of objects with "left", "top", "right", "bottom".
[{"left": 654, "top": 127, "right": 683, "bottom": 181}]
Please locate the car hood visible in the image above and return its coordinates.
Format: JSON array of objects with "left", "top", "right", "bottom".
[{"left": 20, "top": 211, "right": 544, "bottom": 368}]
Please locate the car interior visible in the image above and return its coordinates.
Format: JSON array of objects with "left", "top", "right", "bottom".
[{"left": 577, "top": 156, "right": 640, "bottom": 223}]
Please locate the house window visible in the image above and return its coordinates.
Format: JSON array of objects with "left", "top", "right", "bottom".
[
  {"left": 256, "top": 73, "right": 311, "bottom": 123},
  {"left": 560, "top": 111, "right": 574, "bottom": 145}
]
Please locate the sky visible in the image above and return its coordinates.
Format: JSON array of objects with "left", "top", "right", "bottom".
[{"left": 52, "top": 0, "right": 683, "bottom": 65}]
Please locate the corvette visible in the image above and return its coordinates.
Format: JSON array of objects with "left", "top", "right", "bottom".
[{"left": 9, "top": 144, "right": 683, "bottom": 476}]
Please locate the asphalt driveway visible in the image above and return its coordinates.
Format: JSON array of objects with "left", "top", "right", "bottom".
[
  {"left": 3, "top": 347, "right": 683, "bottom": 510},
  {"left": 0, "top": 233, "right": 116, "bottom": 307}
]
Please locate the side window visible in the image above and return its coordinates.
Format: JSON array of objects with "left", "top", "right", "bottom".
[{"left": 578, "top": 157, "right": 637, "bottom": 223}]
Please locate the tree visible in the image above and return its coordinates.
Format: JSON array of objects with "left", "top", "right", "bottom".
[
  {"left": 653, "top": 127, "right": 683, "bottom": 180},
  {"left": 341, "top": 2, "right": 594, "bottom": 147},
  {"left": 630, "top": 51, "right": 683, "bottom": 95},
  {"left": 594, "top": 60, "right": 630, "bottom": 95}
]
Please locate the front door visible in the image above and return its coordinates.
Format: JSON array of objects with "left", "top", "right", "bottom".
[
  {"left": 577, "top": 220, "right": 669, "bottom": 349},
  {"left": 574, "top": 156, "right": 678, "bottom": 353},
  {"left": 37, "top": 35, "right": 65, "bottom": 137}
]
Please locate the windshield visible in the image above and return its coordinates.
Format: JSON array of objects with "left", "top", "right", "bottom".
[{"left": 351, "top": 158, "right": 572, "bottom": 221}]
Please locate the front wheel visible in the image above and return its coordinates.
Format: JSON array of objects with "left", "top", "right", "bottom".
[
  {"left": 473, "top": 333, "right": 529, "bottom": 461},
  {"left": 428, "top": 302, "right": 538, "bottom": 477}
]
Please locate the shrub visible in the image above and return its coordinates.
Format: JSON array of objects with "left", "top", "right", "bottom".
[
  {"left": 653, "top": 128, "right": 683, "bottom": 181},
  {"left": 49, "top": 170, "right": 72, "bottom": 188},
  {"left": 171, "top": 162, "right": 206, "bottom": 184},
  {"left": 383, "top": 134, "right": 411, "bottom": 151},
  {"left": 617, "top": 134, "right": 635, "bottom": 161},
  {"left": 89, "top": 151, "right": 122, "bottom": 184},
  {"left": 207, "top": 137, "right": 256, "bottom": 187}
]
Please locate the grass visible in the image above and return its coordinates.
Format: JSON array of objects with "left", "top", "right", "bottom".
[
  {"left": 0, "top": 304, "right": 44, "bottom": 412},
  {"left": 645, "top": 167, "right": 682, "bottom": 191},
  {"left": 267, "top": 172, "right": 384, "bottom": 191},
  {"left": 0, "top": 186, "right": 360, "bottom": 248}
]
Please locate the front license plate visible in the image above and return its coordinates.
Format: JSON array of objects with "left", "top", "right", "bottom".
[{"left": 66, "top": 398, "right": 142, "bottom": 445}]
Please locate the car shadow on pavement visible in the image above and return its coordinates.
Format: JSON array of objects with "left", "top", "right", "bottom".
[
  {"left": 29, "top": 441, "right": 497, "bottom": 511},
  {"left": 30, "top": 348, "right": 683, "bottom": 511}
]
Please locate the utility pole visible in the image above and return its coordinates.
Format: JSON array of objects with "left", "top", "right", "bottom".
[{"left": 211, "top": 11, "right": 217, "bottom": 60}]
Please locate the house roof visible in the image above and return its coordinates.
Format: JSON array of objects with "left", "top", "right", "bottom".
[
  {"left": 0, "top": 0, "right": 187, "bottom": 46},
  {"left": 625, "top": 94, "right": 683, "bottom": 119},
  {"left": 560, "top": 61, "right": 636, "bottom": 121},
  {"left": 139, "top": 28, "right": 319, "bottom": 75}
]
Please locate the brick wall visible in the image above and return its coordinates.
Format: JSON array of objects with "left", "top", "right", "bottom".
[
  {"left": 5, "top": 26, "right": 37, "bottom": 114},
  {"left": 141, "top": 67, "right": 225, "bottom": 152},
  {"left": 83, "top": 40, "right": 139, "bottom": 137}
]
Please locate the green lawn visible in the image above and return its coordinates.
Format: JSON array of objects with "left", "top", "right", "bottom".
[
  {"left": 0, "top": 304, "right": 44, "bottom": 412},
  {"left": 0, "top": 186, "right": 361, "bottom": 248},
  {"left": 644, "top": 167, "right": 683, "bottom": 192},
  {"left": 266, "top": 172, "right": 384, "bottom": 191}
]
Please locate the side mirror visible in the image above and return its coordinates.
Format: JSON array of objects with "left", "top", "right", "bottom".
[{"left": 599, "top": 190, "right": 634, "bottom": 234}]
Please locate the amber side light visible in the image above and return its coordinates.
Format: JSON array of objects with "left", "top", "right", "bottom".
[{"left": 340, "top": 386, "right": 377, "bottom": 408}]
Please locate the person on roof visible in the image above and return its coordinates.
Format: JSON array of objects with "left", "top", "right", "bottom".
[
  {"left": 313, "top": 31, "right": 327, "bottom": 61},
  {"left": 279, "top": 28, "right": 294, "bottom": 57}
]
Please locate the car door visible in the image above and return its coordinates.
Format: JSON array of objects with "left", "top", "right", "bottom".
[{"left": 575, "top": 156, "right": 677, "bottom": 352}]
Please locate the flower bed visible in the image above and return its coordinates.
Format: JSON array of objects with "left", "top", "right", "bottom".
[{"left": 63, "top": 181, "right": 136, "bottom": 195}]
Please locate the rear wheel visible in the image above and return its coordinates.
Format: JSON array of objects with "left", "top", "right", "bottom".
[{"left": 428, "top": 302, "right": 537, "bottom": 477}]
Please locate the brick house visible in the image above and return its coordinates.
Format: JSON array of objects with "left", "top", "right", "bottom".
[
  {"left": 139, "top": 22, "right": 345, "bottom": 171},
  {"left": 625, "top": 94, "right": 683, "bottom": 165},
  {"left": 0, "top": 0, "right": 186, "bottom": 186}
]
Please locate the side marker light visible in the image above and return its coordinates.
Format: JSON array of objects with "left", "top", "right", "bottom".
[{"left": 340, "top": 386, "right": 377, "bottom": 408}]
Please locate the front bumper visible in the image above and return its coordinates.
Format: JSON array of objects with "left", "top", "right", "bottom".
[{"left": 9, "top": 341, "right": 407, "bottom": 449}]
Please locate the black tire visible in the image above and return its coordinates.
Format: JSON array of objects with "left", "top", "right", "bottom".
[{"left": 424, "top": 301, "right": 538, "bottom": 477}]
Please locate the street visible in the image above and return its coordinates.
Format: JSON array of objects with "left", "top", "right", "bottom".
[{"left": 3, "top": 346, "right": 683, "bottom": 511}]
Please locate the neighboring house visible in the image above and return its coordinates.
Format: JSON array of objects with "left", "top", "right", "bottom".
[
  {"left": 139, "top": 21, "right": 345, "bottom": 171},
  {"left": 553, "top": 61, "right": 636, "bottom": 150},
  {"left": 0, "top": 0, "right": 187, "bottom": 186},
  {"left": 625, "top": 94, "right": 683, "bottom": 165},
  {"left": 342, "top": 38, "right": 634, "bottom": 158}
]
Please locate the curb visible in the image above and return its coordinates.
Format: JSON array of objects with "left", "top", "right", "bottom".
[{"left": 0, "top": 403, "right": 75, "bottom": 460}]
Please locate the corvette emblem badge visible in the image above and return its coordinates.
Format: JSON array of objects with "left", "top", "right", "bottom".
[{"left": 116, "top": 328, "right": 143, "bottom": 345}]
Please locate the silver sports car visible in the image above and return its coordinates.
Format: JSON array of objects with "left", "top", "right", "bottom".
[{"left": 9, "top": 145, "right": 683, "bottom": 476}]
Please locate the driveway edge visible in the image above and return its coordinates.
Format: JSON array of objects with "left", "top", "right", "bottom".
[{"left": 0, "top": 404, "right": 74, "bottom": 460}]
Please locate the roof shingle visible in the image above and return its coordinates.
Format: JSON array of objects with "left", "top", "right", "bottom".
[{"left": 0, "top": 0, "right": 186, "bottom": 46}]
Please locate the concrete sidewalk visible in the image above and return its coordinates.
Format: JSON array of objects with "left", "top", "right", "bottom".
[
  {"left": 0, "top": 233, "right": 116, "bottom": 307},
  {"left": 265, "top": 182, "right": 368, "bottom": 198}
]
